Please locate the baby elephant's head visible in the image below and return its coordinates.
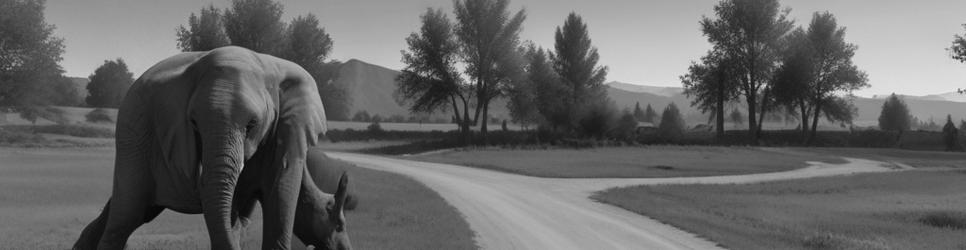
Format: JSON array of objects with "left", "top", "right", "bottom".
[{"left": 295, "top": 173, "right": 352, "bottom": 250}]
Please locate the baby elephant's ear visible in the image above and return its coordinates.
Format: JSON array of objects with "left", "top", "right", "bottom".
[{"left": 330, "top": 172, "right": 349, "bottom": 231}]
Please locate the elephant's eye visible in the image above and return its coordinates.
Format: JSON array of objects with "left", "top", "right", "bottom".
[{"left": 246, "top": 119, "right": 257, "bottom": 131}]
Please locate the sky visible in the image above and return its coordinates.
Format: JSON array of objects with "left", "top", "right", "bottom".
[{"left": 45, "top": 0, "right": 966, "bottom": 97}]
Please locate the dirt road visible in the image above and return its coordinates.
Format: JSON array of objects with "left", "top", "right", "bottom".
[{"left": 327, "top": 152, "right": 898, "bottom": 250}]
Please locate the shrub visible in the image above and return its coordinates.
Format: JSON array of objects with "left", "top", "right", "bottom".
[
  {"left": 942, "top": 115, "right": 962, "bottom": 151},
  {"left": 86, "top": 108, "right": 113, "bottom": 123},
  {"left": 577, "top": 99, "right": 617, "bottom": 138},
  {"left": 611, "top": 110, "right": 638, "bottom": 141},
  {"left": 351, "top": 111, "right": 371, "bottom": 122},
  {"left": 366, "top": 120, "right": 384, "bottom": 134},
  {"left": 919, "top": 211, "right": 966, "bottom": 230},
  {"left": 657, "top": 103, "right": 686, "bottom": 141}
]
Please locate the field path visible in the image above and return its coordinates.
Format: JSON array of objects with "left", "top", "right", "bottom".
[{"left": 328, "top": 152, "right": 897, "bottom": 250}]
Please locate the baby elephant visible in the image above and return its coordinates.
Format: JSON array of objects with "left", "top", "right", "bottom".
[{"left": 73, "top": 46, "right": 351, "bottom": 250}]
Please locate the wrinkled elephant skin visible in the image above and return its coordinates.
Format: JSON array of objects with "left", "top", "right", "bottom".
[{"left": 73, "top": 46, "right": 351, "bottom": 250}]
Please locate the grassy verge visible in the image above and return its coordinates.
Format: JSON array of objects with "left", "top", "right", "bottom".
[
  {"left": 0, "top": 147, "right": 475, "bottom": 249},
  {"left": 409, "top": 146, "right": 845, "bottom": 178},
  {"left": 793, "top": 147, "right": 966, "bottom": 168},
  {"left": 594, "top": 170, "right": 966, "bottom": 250}
]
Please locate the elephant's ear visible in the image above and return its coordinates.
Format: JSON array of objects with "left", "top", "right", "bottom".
[{"left": 278, "top": 71, "right": 327, "bottom": 148}]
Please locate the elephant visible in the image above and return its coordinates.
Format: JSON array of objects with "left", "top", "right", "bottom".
[{"left": 73, "top": 46, "right": 351, "bottom": 250}]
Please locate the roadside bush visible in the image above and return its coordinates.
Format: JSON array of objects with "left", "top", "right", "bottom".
[
  {"left": 86, "top": 108, "right": 113, "bottom": 123},
  {"left": 366, "top": 120, "right": 384, "bottom": 135}
]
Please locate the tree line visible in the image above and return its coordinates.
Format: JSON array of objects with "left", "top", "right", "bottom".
[
  {"left": 681, "top": 0, "right": 868, "bottom": 145},
  {"left": 397, "top": 0, "right": 616, "bottom": 144},
  {"left": 174, "top": 0, "right": 350, "bottom": 120}
]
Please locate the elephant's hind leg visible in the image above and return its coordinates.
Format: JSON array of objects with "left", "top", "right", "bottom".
[
  {"left": 96, "top": 143, "right": 155, "bottom": 249},
  {"left": 73, "top": 200, "right": 111, "bottom": 250}
]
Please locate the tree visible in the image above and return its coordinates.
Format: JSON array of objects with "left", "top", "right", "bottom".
[
  {"left": 942, "top": 114, "right": 961, "bottom": 151},
  {"left": 960, "top": 120, "right": 966, "bottom": 136},
  {"left": 798, "top": 12, "right": 867, "bottom": 143},
  {"left": 223, "top": 0, "right": 286, "bottom": 55},
  {"left": 554, "top": 12, "right": 609, "bottom": 132},
  {"left": 527, "top": 45, "right": 569, "bottom": 131},
  {"left": 176, "top": 4, "right": 230, "bottom": 52},
  {"left": 506, "top": 45, "right": 545, "bottom": 130},
  {"left": 397, "top": 8, "right": 472, "bottom": 141},
  {"left": 282, "top": 14, "right": 332, "bottom": 68},
  {"left": 658, "top": 102, "right": 686, "bottom": 140},
  {"left": 700, "top": 0, "right": 794, "bottom": 141},
  {"left": 453, "top": 0, "right": 526, "bottom": 142},
  {"left": 0, "top": 0, "right": 66, "bottom": 115},
  {"left": 952, "top": 24, "right": 966, "bottom": 93},
  {"left": 878, "top": 93, "right": 910, "bottom": 132},
  {"left": 729, "top": 108, "right": 744, "bottom": 128},
  {"left": 643, "top": 104, "right": 658, "bottom": 123},
  {"left": 633, "top": 102, "right": 645, "bottom": 122},
  {"left": 86, "top": 59, "right": 134, "bottom": 108},
  {"left": 47, "top": 76, "right": 83, "bottom": 106},
  {"left": 681, "top": 50, "right": 738, "bottom": 138},
  {"left": 281, "top": 14, "right": 348, "bottom": 121}
]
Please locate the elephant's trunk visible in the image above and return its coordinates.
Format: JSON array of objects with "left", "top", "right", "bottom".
[{"left": 199, "top": 125, "right": 245, "bottom": 249}]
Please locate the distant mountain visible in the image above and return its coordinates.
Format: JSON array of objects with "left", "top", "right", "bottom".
[
  {"left": 607, "top": 81, "right": 966, "bottom": 128},
  {"left": 870, "top": 92, "right": 966, "bottom": 103},
  {"left": 606, "top": 81, "right": 682, "bottom": 97},
  {"left": 332, "top": 59, "right": 408, "bottom": 118}
]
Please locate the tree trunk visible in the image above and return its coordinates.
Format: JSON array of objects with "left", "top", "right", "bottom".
[
  {"left": 480, "top": 100, "right": 490, "bottom": 145},
  {"left": 809, "top": 98, "right": 822, "bottom": 145},
  {"left": 746, "top": 90, "right": 758, "bottom": 144},
  {"left": 799, "top": 101, "right": 809, "bottom": 144},
  {"left": 715, "top": 79, "right": 725, "bottom": 139},
  {"left": 756, "top": 90, "right": 769, "bottom": 140}
]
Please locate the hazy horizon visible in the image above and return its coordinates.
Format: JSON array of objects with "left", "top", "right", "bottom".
[{"left": 46, "top": 0, "right": 966, "bottom": 97}]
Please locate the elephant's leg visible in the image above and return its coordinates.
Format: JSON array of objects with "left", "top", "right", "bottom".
[
  {"left": 261, "top": 157, "right": 305, "bottom": 250},
  {"left": 73, "top": 200, "right": 111, "bottom": 250},
  {"left": 97, "top": 144, "right": 153, "bottom": 249}
]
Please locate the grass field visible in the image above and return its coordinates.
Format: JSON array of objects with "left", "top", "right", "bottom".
[
  {"left": 595, "top": 169, "right": 966, "bottom": 250},
  {"left": 409, "top": 146, "right": 846, "bottom": 178},
  {"left": 0, "top": 147, "right": 475, "bottom": 249}
]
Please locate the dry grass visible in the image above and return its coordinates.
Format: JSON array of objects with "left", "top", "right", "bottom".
[
  {"left": 410, "top": 146, "right": 845, "bottom": 178},
  {"left": 594, "top": 170, "right": 966, "bottom": 250},
  {"left": 0, "top": 147, "right": 475, "bottom": 249}
]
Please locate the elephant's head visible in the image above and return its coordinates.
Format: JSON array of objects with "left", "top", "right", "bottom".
[
  {"left": 183, "top": 47, "right": 330, "bottom": 247},
  {"left": 295, "top": 172, "right": 352, "bottom": 250},
  {"left": 186, "top": 47, "right": 326, "bottom": 172}
]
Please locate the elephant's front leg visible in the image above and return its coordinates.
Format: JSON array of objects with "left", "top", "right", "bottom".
[
  {"left": 261, "top": 150, "right": 306, "bottom": 250},
  {"left": 201, "top": 163, "right": 242, "bottom": 250}
]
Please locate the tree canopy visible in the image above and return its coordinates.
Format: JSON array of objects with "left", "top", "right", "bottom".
[
  {"left": 0, "top": 0, "right": 66, "bottom": 113},
  {"left": 175, "top": 4, "right": 230, "bottom": 52},
  {"left": 223, "top": 0, "right": 286, "bottom": 55},
  {"left": 700, "top": 0, "right": 793, "bottom": 140},
  {"left": 878, "top": 93, "right": 910, "bottom": 132},
  {"left": 453, "top": 0, "right": 527, "bottom": 140},
  {"left": 555, "top": 12, "right": 609, "bottom": 131},
  {"left": 86, "top": 59, "right": 133, "bottom": 108}
]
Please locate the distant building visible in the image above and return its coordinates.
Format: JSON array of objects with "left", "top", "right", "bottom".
[{"left": 636, "top": 122, "right": 657, "bottom": 134}]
